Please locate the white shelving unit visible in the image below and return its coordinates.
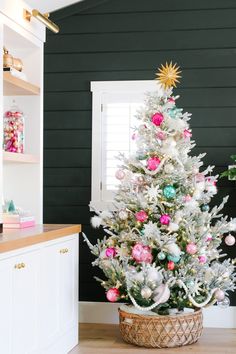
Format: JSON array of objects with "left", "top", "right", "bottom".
[{"left": 0, "top": 0, "right": 45, "bottom": 223}]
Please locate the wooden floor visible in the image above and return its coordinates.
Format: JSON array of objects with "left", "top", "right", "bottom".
[{"left": 69, "top": 323, "right": 236, "bottom": 354}]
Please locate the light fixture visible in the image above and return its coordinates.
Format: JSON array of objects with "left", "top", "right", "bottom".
[{"left": 23, "top": 9, "right": 59, "bottom": 34}]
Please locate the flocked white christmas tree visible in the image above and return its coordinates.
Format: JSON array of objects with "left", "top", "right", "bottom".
[{"left": 84, "top": 62, "right": 236, "bottom": 314}]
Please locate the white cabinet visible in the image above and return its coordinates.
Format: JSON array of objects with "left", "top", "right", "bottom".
[{"left": 0, "top": 233, "right": 79, "bottom": 354}]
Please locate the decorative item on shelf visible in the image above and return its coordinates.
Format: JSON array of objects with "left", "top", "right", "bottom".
[
  {"left": 3, "top": 101, "right": 25, "bottom": 153},
  {"left": 3, "top": 47, "right": 13, "bottom": 69},
  {"left": 3, "top": 47, "right": 23, "bottom": 71},
  {"left": 3, "top": 199, "right": 35, "bottom": 229},
  {"left": 84, "top": 62, "right": 236, "bottom": 349}
]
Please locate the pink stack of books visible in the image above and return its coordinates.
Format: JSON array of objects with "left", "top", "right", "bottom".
[{"left": 3, "top": 214, "right": 35, "bottom": 229}]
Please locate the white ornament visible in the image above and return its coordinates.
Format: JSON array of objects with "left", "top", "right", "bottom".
[
  {"left": 141, "top": 286, "right": 152, "bottom": 299},
  {"left": 168, "top": 222, "right": 179, "bottom": 232},
  {"left": 164, "top": 163, "right": 174, "bottom": 174},
  {"left": 153, "top": 284, "right": 170, "bottom": 304},
  {"left": 225, "top": 234, "right": 235, "bottom": 246},
  {"left": 164, "top": 243, "right": 181, "bottom": 257},
  {"left": 146, "top": 267, "right": 163, "bottom": 283},
  {"left": 119, "top": 210, "right": 128, "bottom": 220}
]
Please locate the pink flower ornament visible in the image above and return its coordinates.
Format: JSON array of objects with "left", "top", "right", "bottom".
[
  {"left": 135, "top": 210, "right": 148, "bottom": 222},
  {"left": 132, "top": 243, "right": 153, "bottom": 264}
]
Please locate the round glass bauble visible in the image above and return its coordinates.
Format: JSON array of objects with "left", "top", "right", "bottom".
[{"left": 163, "top": 185, "right": 176, "bottom": 199}]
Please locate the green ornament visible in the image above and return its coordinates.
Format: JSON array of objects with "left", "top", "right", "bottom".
[
  {"left": 158, "top": 252, "right": 166, "bottom": 260},
  {"left": 163, "top": 185, "right": 176, "bottom": 199},
  {"left": 140, "top": 229, "right": 145, "bottom": 236},
  {"left": 167, "top": 255, "right": 180, "bottom": 263}
]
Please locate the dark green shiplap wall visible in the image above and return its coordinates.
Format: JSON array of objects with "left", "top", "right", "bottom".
[{"left": 44, "top": 0, "right": 236, "bottom": 304}]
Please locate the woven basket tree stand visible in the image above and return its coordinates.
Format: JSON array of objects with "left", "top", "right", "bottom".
[{"left": 119, "top": 307, "right": 203, "bottom": 348}]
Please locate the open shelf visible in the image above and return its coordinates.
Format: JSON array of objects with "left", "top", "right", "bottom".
[
  {"left": 3, "top": 72, "right": 40, "bottom": 96},
  {"left": 3, "top": 151, "right": 39, "bottom": 164}
]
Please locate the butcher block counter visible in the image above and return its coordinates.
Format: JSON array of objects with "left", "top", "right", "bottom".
[
  {"left": 0, "top": 224, "right": 80, "bottom": 354},
  {"left": 0, "top": 223, "right": 81, "bottom": 253}
]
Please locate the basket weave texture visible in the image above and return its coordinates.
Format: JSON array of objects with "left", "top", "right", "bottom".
[{"left": 119, "top": 307, "right": 203, "bottom": 348}]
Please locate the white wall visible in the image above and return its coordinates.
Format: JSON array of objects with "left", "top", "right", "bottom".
[{"left": 79, "top": 302, "right": 236, "bottom": 328}]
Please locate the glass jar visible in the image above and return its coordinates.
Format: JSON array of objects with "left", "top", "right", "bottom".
[{"left": 3, "top": 102, "right": 24, "bottom": 153}]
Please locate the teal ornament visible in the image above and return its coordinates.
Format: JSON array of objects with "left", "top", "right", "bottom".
[
  {"left": 158, "top": 252, "right": 166, "bottom": 260},
  {"left": 167, "top": 254, "right": 180, "bottom": 263},
  {"left": 140, "top": 229, "right": 145, "bottom": 236},
  {"left": 168, "top": 107, "right": 182, "bottom": 119},
  {"left": 163, "top": 185, "right": 176, "bottom": 199},
  {"left": 201, "top": 204, "right": 210, "bottom": 212}
]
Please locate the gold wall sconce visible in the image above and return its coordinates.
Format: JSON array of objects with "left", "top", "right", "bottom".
[{"left": 23, "top": 9, "right": 59, "bottom": 34}]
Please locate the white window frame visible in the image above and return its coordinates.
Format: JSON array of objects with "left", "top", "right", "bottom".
[{"left": 90, "top": 80, "right": 160, "bottom": 211}]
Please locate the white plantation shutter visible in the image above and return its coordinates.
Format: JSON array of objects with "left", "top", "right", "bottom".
[{"left": 90, "top": 81, "right": 159, "bottom": 210}]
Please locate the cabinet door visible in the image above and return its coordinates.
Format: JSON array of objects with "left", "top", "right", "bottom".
[
  {"left": 11, "top": 251, "right": 40, "bottom": 354},
  {"left": 39, "top": 242, "right": 61, "bottom": 348},
  {"left": 39, "top": 235, "right": 78, "bottom": 350},
  {"left": 0, "top": 258, "right": 12, "bottom": 354},
  {"left": 59, "top": 237, "right": 78, "bottom": 334}
]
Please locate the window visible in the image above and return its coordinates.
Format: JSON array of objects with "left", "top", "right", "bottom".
[{"left": 90, "top": 81, "right": 161, "bottom": 210}]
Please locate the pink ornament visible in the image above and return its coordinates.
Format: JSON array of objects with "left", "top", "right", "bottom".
[
  {"left": 186, "top": 243, "right": 197, "bottom": 255},
  {"left": 198, "top": 255, "right": 207, "bottom": 264},
  {"left": 225, "top": 234, "right": 235, "bottom": 246},
  {"left": 167, "top": 261, "right": 175, "bottom": 270},
  {"left": 135, "top": 210, "right": 148, "bottom": 222},
  {"left": 151, "top": 112, "right": 164, "bottom": 126},
  {"left": 184, "top": 194, "right": 192, "bottom": 202},
  {"left": 106, "top": 288, "right": 120, "bottom": 302},
  {"left": 160, "top": 214, "right": 171, "bottom": 225},
  {"left": 115, "top": 169, "right": 125, "bottom": 180},
  {"left": 105, "top": 247, "right": 117, "bottom": 258},
  {"left": 156, "top": 131, "right": 166, "bottom": 140},
  {"left": 132, "top": 243, "right": 153, "bottom": 263},
  {"left": 147, "top": 156, "right": 161, "bottom": 170},
  {"left": 214, "top": 289, "right": 225, "bottom": 301},
  {"left": 132, "top": 132, "right": 137, "bottom": 140},
  {"left": 195, "top": 173, "right": 205, "bottom": 183},
  {"left": 183, "top": 129, "right": 192, "bottom": 139},
  {"left": 168, "top": 97, "right": 175, "bottom": 103}
]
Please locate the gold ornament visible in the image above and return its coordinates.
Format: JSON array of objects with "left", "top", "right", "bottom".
[{"left": 156, "top": 62, "right": 181, "bottom": 89}]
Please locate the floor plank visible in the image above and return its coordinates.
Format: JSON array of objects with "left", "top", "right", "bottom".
[{"left": 69, "top": 323, "right": 236, "bottom": 354}]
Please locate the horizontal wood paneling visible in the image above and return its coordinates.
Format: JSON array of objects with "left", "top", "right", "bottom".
[
  {"left": 45, "top": 0, "right": 236, "bottom": 305},
  {"left": 45, "top": 48, "right": 236, "bottom": 73},
  {"left": 58, "top": 9, "right": 236, "bottom": 34}
]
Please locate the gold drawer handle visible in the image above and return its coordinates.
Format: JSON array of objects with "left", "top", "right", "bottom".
[
  {"left": 14, "top": 262, "right": 26, "bottom": 269},
  {"left": 59, "top": 248, "right": 69, "bottom": 254}
]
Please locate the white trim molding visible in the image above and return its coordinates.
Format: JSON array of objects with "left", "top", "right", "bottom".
[{"left": 79, "top": 302, "right": 236, "bottom": 328}]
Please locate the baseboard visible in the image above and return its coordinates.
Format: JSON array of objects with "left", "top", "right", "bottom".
[{"left": 79, "top": 301, "right": 236, "bottom": 328}]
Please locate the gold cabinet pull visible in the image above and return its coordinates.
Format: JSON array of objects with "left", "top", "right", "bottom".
[
  {"left": 59, "top": 248, "right": 69, "bottom": 254},
  {"left": 14, "top": 262, "right": 26, "bottom": 269}
]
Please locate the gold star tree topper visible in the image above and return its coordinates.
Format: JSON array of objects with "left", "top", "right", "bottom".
[{"left": 156, "top": 62, "right": 181, "bottom": 89}]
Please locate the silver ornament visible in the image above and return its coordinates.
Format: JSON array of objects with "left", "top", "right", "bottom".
[
  {"left": 119, "top": 210, "right": 128, "bottom": 220},
  {"left": 164, "top": 163, "right": 174, "bottom": 174},
  {"left": 141, "top": 286, "right": 152, "bottom": 299}
]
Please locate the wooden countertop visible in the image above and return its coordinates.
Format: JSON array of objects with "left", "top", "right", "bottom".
[{"left": 0, "top": 224, "right": 81, "bottom": 253}]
